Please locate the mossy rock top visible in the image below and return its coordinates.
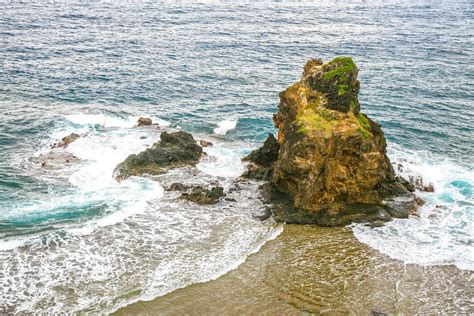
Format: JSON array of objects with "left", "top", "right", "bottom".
[
  {"left": 302, "top": 56, "right": 361, "bottom": 114},
  {"left": 282, "top": 82, "right": 373, "bottom": 140}
]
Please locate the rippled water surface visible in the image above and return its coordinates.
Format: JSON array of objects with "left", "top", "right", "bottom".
[{"left": 0, "top": 1, "right": 473, "bottom": 313}]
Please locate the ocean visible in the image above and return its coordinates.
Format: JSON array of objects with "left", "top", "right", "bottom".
[{"left": 0, "top": 1, "right": 473, "bottom": 314}]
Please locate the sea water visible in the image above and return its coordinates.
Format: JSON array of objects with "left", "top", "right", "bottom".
[{"left": 0, "top": 1, "right": 472, "bottom": 313}]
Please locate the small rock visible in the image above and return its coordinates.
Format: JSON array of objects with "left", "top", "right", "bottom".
[
  {"left": 140, "top": 136, "right": 147, "bottom": 139},
  {"left": 199, "top": 140, "right": 213, "bottom": 147},
  {"left": 52, "top": 133, "right": 80, "bottom": 149},
  {"left": 435, "top": 204, "right": 442, "bottom": 208},
  {"left": 409, "top": 175, "right": 435, "bottom": 192},
  {"left": 41, "top": 161, "right": 47, "bottom": 167},
  {"left": 166, "top": 182, "right": 189, "bottom": 191},
  {"left": 252, "top": 206, "right": 272, "bottom": 221},
  {"left": 415, "top": 196, "right": 425, "bottom": 206},
  {"left": 180, "top": 185, "right": 225, "bottom": 204},
  {"left": 424, "top": 183, "right": 435, "bottom": 192},
  {"left": 224, "top": 198, "right": 237, "bottom": 202},
  {"left": 137, "top": 117, "right": 152, "bottom": 126}
]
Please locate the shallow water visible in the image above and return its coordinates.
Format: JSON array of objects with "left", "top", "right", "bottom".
[
  {"left": 0, "top": 1, "right": 473, "bottom": 313},
  {"left": 116, "top": 225, "right": 474, "bottom": 315}
]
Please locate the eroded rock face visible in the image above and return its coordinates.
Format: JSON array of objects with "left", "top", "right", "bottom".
[
  {"left": 248, "top": 57, "right": 416, "bottom": 226},
  {"left": 114, "top": 131, "right": 202, "bottom": 180}
]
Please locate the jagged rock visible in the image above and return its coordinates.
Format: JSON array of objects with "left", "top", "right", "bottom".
[
  {"left": 114, "top": 131, "right": 202, "bottom": 180},
  {"left": 199, "top": 140, "right": 213, "bottom": 147},
  {"left": 242, "top": 134, "right": 280, "bottom": 181},
  {"left": 180, "top": 185, "right": 225, "bottom": 204},
  {"left": 409, "top": 175, "right": 435, "bottom": 192},
  {"left": 137, "top": 117, "right": 152, "bottom": 126},
  {"left": 247, "top": 57, "right": 418, "bottom": 226},
  {"left": 243, "top": 134, "right": 279, "bottom": 166},
  {"left": 52, "top": 133, "right": 80, "bottom": 149}
]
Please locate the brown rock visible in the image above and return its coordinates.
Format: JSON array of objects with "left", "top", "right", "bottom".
[
  {"left": 415, "top": 197, "right": 426, "bottom": 206},
  {"left": 137, "top": 117, "right": 152, "bottom": 126},
  {"left": 251, "top": 57, "right": 417, "bottom": 226},
  {"left": 199, "top": 140, "right": 213, "bottom": 147},
  {"left": 52, "top": 133, "right": 81, "bottom": 149}
]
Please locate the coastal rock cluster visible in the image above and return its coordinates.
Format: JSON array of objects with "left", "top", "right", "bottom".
[
  {"left": 48, "top": 57, "right": 422, "bottom": 225},
  {"left": 245, "top": 57, "right": 418, "bottom": 226}
]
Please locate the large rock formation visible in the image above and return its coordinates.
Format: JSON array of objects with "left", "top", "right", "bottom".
[
  {"left": 114, "top": 131, "right": 202, "bottom": 180},
  {"left": 246, "top": 57, "right": 416, "bottom": 226}
]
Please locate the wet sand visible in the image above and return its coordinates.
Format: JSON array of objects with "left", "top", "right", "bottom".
[{"left": 115, "top": 225, "right": 473, "bottom": 315}]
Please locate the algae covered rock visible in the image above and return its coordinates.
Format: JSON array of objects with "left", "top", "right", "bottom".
[
  {"left": 114, "top": 131, "right": 202, "bottom": 180},
  {"left": 249, "top": 57, "right": 416, "bottom": 226}
]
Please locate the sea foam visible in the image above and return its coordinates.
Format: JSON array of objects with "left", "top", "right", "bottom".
[
  {"left": 352, "top": 143, "right": 474, "bottom": 271},
  {"left": 213, "top": 119, "right": 237, "bottom": 135}
]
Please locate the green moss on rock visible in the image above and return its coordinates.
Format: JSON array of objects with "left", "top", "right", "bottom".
[
  {"left": 356, "top": 113, "right": 372, "bottom": 139},
  {"left": 322, "top": 57, "right": 357, "bottom": 81}
]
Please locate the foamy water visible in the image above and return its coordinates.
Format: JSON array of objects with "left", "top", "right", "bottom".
[
  {"left": 352, "top": 143, "right": 474, "bottom": 271},
  {"left": 213, "top": 119, "right": 238, "bottom": 136},
  {"left": 0, "top": 113, "right": 281, "bottom": 313}
]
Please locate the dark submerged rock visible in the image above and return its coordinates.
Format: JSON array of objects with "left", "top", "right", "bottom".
[
  {"left": 114, "top": 131, "right": 202, "bottom": 180},
  {"left": 252, "top": 206, "right": 273, "bottom": 221},
  {"left": 166, "top": 182, "right": 189, "bottom": 191},
  {"left": 180, "top": 185, "right": 225, "bottom": 204}
]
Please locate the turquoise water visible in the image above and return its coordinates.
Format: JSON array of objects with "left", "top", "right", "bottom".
[{"left": 0, "top": 2, "right": 473, "bottom": 313}]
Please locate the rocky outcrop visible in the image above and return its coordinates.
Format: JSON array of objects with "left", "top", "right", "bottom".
[
  {"left": 114, "top": 131, "right": 202, "bottom": 180},
  {"left": 242, "top": 134, "right": 280, "bottom": 180},
  {"left": 52, "top": 133, "right": 80, "bottom": 149},
  {"left": 246, "top": 57, "right": 417, "bottom": 226}
]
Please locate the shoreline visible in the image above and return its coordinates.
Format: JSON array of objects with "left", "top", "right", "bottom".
[{"left": 115, "top": 225, "right": 473, "bottom": 315}]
